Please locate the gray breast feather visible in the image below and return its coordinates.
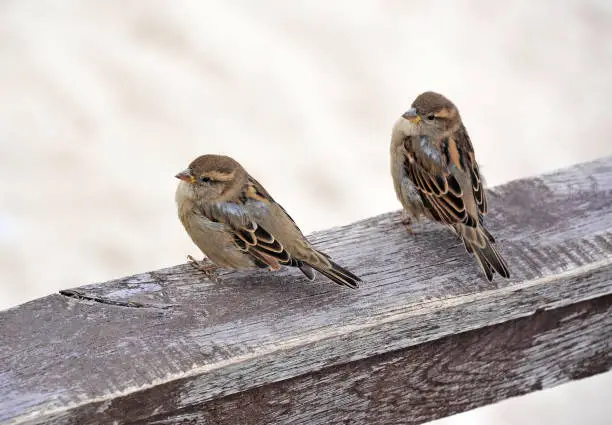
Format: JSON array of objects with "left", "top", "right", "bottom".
[
  {"left": 243, "top": 199, "right": 271, "bottom": 222},
  {"left": 192, "top": 212, "right": 226, "bottom": 231},
  {"left": 401, "top": 175, "right": 422, "bottom": 204},
  {"left": 206, "top": 202, "right": 253, "bottom": 228},
  {"left": 418, "top": 135, "right": 444, "bottom": 166}
]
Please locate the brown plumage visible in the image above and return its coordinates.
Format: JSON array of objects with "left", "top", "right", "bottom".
[
  {"left": 390, "top": 91, "right": 510, "bottom": 281},
  {"left": 175, "top": 154, "right": 362, "bottom": 289}
]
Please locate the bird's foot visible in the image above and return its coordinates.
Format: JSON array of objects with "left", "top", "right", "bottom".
[
  {"left": 400, "top": 215, "right": 415, "bottom": 234},
  {"left": 187, "top": 255, "right": 220, "bottom": 282}
]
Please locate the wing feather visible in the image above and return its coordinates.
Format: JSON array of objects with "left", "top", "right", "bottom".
[
  {"left": 403, "top": 131, "right": 483, "bottom": 228},
  {"left": 204, "top": 177, "right": 361, "bottom": 288},
  {"left": 204, "top": 178, "right": 305, "bottom": 270},
  {"left": 460, "top": 130, "right": 488, "bottom": 215}
]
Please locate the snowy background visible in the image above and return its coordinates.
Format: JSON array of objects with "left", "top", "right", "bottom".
[{"left": 0, "top": 1, "right": 611, "bottom": 423}]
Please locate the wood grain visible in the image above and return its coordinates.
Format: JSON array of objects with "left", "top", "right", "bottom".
[
  {"left": 137, "top": 295, "right": 612, "bottom": 425},
  {"left": 1, "top": 157, "right": 612, "bottom": 425}
]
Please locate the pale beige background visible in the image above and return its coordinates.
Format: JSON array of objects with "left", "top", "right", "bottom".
[{"left": 0, "top": 1, "right": 610, "bottom": 424}]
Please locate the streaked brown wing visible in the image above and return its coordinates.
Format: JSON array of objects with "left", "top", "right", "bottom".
[
  {"left": 205, "top": 183, "right": 304, "bottom": 270},
  {"left": 230, "top": 217, "right": 300, "bottom": 268},
  {"left": 242, "top": 175, "right": 301, "bottom": 226},
  {"left": 456, "top": 126, "right": 487, "bottom": 215},
  {"left": 403, "top": 136, "right": 477, "bottom": 227}
]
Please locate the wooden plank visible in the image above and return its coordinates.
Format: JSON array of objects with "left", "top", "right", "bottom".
[
  {"left": 1, "top": 157, "right": 612, "bottom": 425},
  {"left": 134, "top": 295, "right": 612, "bottom": 425}
]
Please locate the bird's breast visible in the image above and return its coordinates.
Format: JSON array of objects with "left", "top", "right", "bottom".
[
  {"left": 181, "top": 211, "right": 254, "bottom": 269},
  {"left": 176, "top": 188, "right": 254, "bottom": 269}
]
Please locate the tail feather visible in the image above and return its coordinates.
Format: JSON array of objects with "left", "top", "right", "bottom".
[
  {"left": 456, "top": 224, "right": 510, "bottom": 281},
  {"left": 309, "top": 259, "right": 361, "bottom": 289},
  {"left": 479, "top": 240, "right": 510, "bottom": 279},
  {"left": 473, "top": 246, "right": 495, "bottom": 281},
  {"left": 480, "top": 226, "right": 496, "bottom": 243},
  {"left": 298, "top": 264, "right": 315, "bottom": 281}
]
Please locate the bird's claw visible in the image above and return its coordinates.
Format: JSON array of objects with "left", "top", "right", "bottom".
[
  {"left": 187, "top": 255, "right": 220, "bottom": 282},
  {"left": 400, "top": 215, "right": 414, "bottom": 234}
]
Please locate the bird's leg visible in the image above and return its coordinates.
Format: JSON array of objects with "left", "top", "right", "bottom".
[
  {"left": 400, "top": 213, "right": 414, "bottom": 234},
  {"left": 187, "top": 255, "right": 219, "bottom": 282}
]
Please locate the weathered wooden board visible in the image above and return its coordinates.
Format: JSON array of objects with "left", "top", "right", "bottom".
[
  {"left": 135, "top": 295, "right": 612, "bottom": 425},
  {"left": 1, "top": 158, "right": 612, "bottom": 425}
]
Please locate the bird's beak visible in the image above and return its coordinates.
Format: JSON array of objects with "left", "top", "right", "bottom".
[
  {"left": 175, "top": 169, "right": 195, "bottom": 183},
  {"left": 402, "top": 108, "right": 421, "bottom": 123}
]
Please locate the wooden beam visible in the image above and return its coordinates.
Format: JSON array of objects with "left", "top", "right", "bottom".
[{"left": 2, "top": 158, "right": 611, "bottom": 425}]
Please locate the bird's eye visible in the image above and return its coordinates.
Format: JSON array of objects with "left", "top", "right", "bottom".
[
  {"left": 427, "top": 114, "right": 435, "bottom": 121},
  {"left": 199, "top": 176, "right": 211, "bottom": 183}
]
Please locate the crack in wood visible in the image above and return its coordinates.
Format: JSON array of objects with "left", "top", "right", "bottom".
[{"left": 58, "top": 289, "right": 174, "bottom": 310}]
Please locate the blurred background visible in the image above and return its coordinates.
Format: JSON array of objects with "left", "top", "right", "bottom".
[{"left": 0, "top": 0, "right": 610, "bottom": 423}]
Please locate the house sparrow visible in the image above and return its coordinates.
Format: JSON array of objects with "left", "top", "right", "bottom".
[
  {"left": 390, "top": 91, "right": 510, "bottom": 281},
  {"left": 175, "top": 154, "right": 362, "bottom": 289}
]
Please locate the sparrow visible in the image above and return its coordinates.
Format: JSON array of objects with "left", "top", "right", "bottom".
[
  {"left": 390, "top": 91, "right": 510, "bottom": 281},
  {"left": 175, "top": 154, "right": 362, "bottom": 289}
]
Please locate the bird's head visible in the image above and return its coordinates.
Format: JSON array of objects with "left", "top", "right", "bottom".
[
  {"left": 175, "top": 154, "right": 246, "bottom": 202},
  {"left": 398, "top": 91, "right": 462, "bottom": 137}
]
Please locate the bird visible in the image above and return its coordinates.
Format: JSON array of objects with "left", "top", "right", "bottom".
[
  {"left": 390, "top": 91, "right": 510, "bottom": 281},
  {"left": 175, "top": 154, "right": 362, "bottom": 289}
]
